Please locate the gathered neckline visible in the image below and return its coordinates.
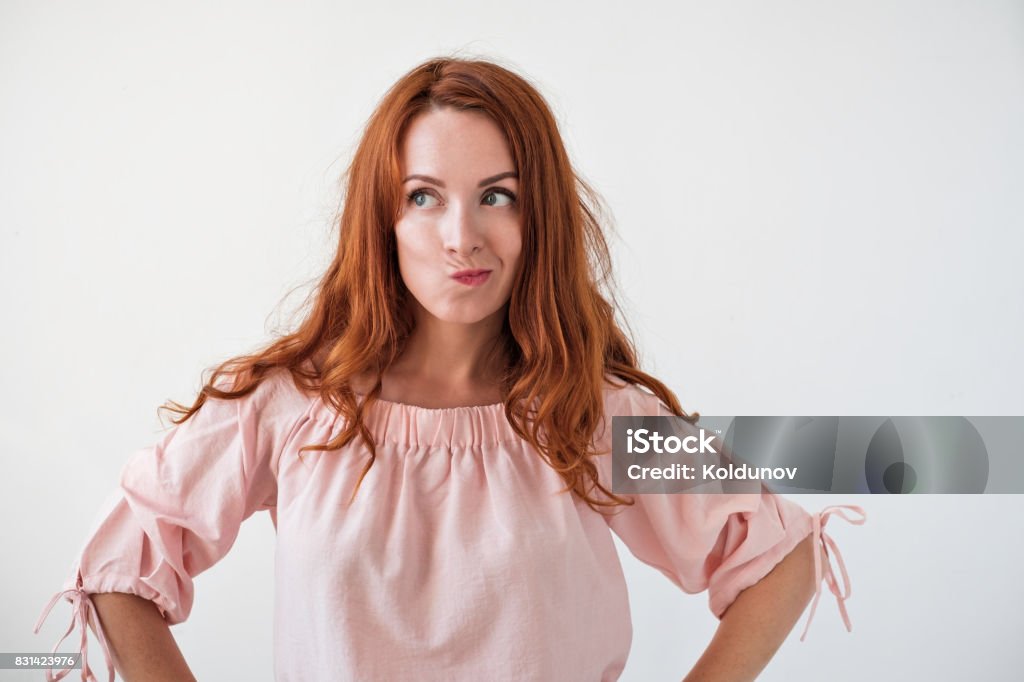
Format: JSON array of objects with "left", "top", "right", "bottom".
[
  {"left": 353, "top": 392, "right": 505, "bottom": 413},
  {"left": 298, "top": 374, "right": 638, "bottom": 448},
  {"left": 301, "top": 392, "right": 514, "bottom": 448}
]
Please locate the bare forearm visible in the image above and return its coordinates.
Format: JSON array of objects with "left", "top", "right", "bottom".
[
  {"left": 90, "top": 592, "right": 197, "bottom": 682},
  {"left": 683, "top": 533, "right": 822, "bottom": 682}
]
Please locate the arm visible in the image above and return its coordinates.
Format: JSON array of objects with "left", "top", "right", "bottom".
[
  {"left": 595, "top": 388, "right": 867, "bottom": 682},
  {"left": 683, "top": 534, "right": 822, "bottom": 682},
  {"left": 35, "top": 370, "right": 289, "bottom": 680},
  {"left": 90, "top": 593, "right": 197, "bottom": 682}
]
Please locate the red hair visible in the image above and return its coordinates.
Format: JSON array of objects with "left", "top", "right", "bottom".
[{"left": 160, "top": 54, "right": 698, "bottom": 513}]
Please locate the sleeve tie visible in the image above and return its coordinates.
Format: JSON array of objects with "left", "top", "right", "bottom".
[
  {"left": 799, "top": 504, "right": 867, "bottom": 642},
  {"left": 32, "top": 570, "right": 115, "bottom": 682}
]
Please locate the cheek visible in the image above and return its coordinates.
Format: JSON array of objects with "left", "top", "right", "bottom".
[
  {"left": 493, "top": 218, "right": 523, "bottom": 256},
  {"left": 394, "top": 223, "right": 432, "bottom": 267},
  {"left": 502, "top": 230, "right": 524, "bottom": 269}
]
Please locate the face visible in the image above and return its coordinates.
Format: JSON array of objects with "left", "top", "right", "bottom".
[{"left": 394, "top": 107, "right": 523, "bottom": 327}]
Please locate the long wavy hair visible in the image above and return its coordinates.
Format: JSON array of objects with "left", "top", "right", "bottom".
[{"left": 159, "top": 54, "right": 698, "bottom": 514}]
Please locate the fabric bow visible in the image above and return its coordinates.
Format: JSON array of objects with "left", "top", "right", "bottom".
[
  {"left": 33, "top": 570, "right": 115, "bottom": 682},
  {"left": 799, "top": 504, "right": 868, "bottom": 642}
]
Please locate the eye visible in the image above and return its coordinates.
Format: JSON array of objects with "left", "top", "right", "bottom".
[
  {"left": 407, "top": 189, "right": 439, "bottom": 208},
  {"left": 405, "top": 187, "right": 518, "bottom": 209},
  {"left": 483, "top": 188, "right": 517, "bottom": 207}
]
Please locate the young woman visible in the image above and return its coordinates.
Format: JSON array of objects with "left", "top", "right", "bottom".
[{"left": 34, "top": 56, "right": 865, "bottom": 682}]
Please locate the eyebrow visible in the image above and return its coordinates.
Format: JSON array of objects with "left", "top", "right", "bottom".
[{"left": 401, "top": 171, "right": 518, "bottom": 188}]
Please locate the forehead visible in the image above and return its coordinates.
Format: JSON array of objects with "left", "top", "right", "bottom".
[{"left": 400, "top": 108, "right": 515, "bottom": 176}]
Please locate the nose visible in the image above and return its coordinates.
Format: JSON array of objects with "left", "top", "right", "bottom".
[{"left": 441, "top": 202, "right": 483, "bottom": 257}]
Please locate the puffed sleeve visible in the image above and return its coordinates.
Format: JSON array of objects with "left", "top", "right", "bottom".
[
  {"left": 33, "top": 368, "right": 298, "bottom": 682},
  {"left": 595, "top": 383, "right": 866, "bottom": 642}
]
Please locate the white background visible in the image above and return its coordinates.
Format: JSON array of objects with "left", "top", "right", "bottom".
[{"left": 3, "top": 1, "right": 1023, "bottom": 680}]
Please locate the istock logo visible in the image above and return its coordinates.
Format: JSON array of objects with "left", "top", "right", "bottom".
[{"left": 625, "top": 427, "right": 718, "bottom": 455}]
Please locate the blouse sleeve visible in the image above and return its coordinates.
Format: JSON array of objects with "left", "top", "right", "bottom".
[
  {"left": 33, "top": 369, "right": 295, "bottom": 682},
  {"left": 597, "top": 385, "right": 866, "bottom": 642}
]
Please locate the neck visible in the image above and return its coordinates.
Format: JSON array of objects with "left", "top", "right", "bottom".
[{"left": 393, "top": 303, "right": 507, "bottom": 388}]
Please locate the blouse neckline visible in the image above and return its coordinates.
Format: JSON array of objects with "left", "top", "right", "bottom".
[
  {"left": 307, "top": 390, "right": 514, "bottom": 448},
  {"left": 353, "top": 392, "right": 505, "bottom": 413}
]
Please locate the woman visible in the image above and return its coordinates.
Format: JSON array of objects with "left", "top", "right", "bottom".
[{"left": 34, "top": 56, "right": 865, "bottom": 682}]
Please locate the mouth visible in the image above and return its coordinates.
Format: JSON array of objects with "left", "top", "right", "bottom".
[{"left": 451, "top": 269, "right": 492, "bottom": 286}]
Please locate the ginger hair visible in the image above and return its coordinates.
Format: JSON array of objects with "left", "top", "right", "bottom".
[{"left": 160, "top": 54, "right": 698, "bottom": 514}]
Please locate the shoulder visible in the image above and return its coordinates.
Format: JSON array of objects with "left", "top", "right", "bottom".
[
  {"left": 600, "top": 373, "right": 667, "bottom": 416},
  {"left": 259, "top": 365, "right": 320, "bottom": 416},
  {"left": 592, "top": 374, "right": 670, "bottom": 449},
  {"left": 211, "top": 365, "right": 320, "bottom": 430}
]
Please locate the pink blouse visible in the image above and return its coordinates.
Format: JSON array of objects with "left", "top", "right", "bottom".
[{"left": 34, "top": 364, "right": 865, "bottom": 681}]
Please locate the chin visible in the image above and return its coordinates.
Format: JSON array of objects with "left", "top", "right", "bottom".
[
  {"left": 437, "top": 310, "right": 498, "bottom": 325},
  {"left": 425, "top": 302, "right": 504, "bottom": 326}
]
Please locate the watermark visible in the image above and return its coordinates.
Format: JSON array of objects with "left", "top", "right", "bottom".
[
  {"left": 0, "top": 652, "right": 81, "bottom": 670},
  {"left": 610, "top": 416, "right": 1024, "bottom": 494}
]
